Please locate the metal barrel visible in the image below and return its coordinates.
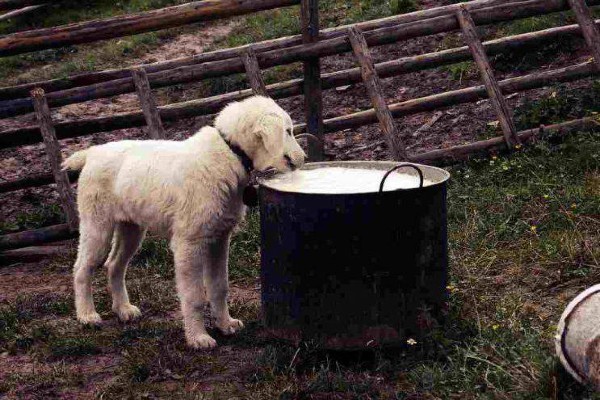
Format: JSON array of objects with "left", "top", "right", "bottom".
[
  {"left": 257, "top": 161, "right": 450, "bottom": 349},
  {"left": 556, "top": 284, "right": 600, "bottom": 389}
]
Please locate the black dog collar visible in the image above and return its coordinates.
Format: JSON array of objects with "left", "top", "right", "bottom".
[
  {"left": 217, "top": 129, "right": 253, "bottom": 174},
  {"left": 217, "top": 129, "right": 258, "bottom": 207}
]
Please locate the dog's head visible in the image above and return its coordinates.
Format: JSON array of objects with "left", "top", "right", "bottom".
[{"left": 214, "top": 96, "right": 306, "bottom": 173}]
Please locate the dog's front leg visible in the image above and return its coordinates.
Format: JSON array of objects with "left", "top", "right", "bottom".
[
  {"left": 204, "top": 234, "right": 244, "bottom": 335},
  {"left": 171, "top": 236, "right": 216, "bottom": 349}
]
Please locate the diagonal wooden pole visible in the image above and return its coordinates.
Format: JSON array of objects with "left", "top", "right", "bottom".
[
  {"left": 456, "top": 5, "right": 520, "bottom": 148},
  {"left": 348, "top": 26, "right": 407, "bottom": 160},
  {"left": 31, "top": 88, "right": 79, "bottom": 231}
]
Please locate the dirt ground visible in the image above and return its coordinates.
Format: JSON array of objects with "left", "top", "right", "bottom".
[{"left": 0, "top": 2, "right": 598, "bottom": 398}]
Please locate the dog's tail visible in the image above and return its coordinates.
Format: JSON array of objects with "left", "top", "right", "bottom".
[{"left": 62, "top": 149, "right": 89, "bottom": 171}]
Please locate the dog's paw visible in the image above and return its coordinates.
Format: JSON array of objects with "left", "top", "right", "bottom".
[
  {"left": 114, "top": 304, "right": 142, "bottom": 322},
  {"left": 77, "top": 311, "right": 102, "bottom": 325},
  {"left": 216, "top": 318, "right": 244, "bottom": 335},
  {"left": 187, "top": 333, "right": 217, "bottom": 349}
]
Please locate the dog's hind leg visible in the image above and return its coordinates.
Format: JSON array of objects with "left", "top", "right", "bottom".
[
  {"left": 204, "top": 234, "right": 244, "bottom": 335},
  {"left": 73, "top": 219, "right": 114, "bottom": 325},
  {"left": 171, "top": 236, "right": 217, "bottom": 349},
  {"left": 106, "top": 222, "right": 146, "bottom": 322}
]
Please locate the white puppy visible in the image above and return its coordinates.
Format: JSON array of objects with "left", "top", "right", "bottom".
[{"left": 62, "top": 96, "right": 305, "bottom": 348}]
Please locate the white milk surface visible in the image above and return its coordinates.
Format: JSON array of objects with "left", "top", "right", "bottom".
[{"left": 263, "top": 167, "right": 432, "bottom": 194}]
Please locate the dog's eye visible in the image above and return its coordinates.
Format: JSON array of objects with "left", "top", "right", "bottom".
[{"left": 286, "top": 128, "right": 293, "bottom": 137}]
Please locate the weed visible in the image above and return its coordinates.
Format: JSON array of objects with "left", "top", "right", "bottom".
[
  {"left": 0, "top": 0, "right": 184, "bottom": 84},
  {"left": 50, "top": 336, "right": 101, "bottom": 358},
  {"left": 390, "top": 0, "right": 418, "bottom": 14},
  {"left": 133, "top": 237, "right": 173, "bottom": 277},
  {"left": 0, "top": 364, "right": 85, "bottom": 398},
  {"left": 0, "top": 305, "right": 20, "bottom": 346},
  {"left": 443, "top": 60, "right": 477, "bottom": 82},
  {"left": 0, "top": 203, "right": 63, "bottom": 234},
  {"left": 229, "top": 209, "right": 261, "bottom": 282},
  {"left": 515, "top": 82, "right": 600, "bottom": 130}
]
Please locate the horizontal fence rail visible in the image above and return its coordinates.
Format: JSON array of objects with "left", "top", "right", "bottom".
[
  {"left": 0, "top": 0, "right": 301, "bottom": 57},
  {"left": 0, "top": 0, "right": 47, "bottom": 11}
]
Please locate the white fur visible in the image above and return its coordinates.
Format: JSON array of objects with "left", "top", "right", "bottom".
[{"left": 63, "top": 96, "right": 305, "bottom": 349}]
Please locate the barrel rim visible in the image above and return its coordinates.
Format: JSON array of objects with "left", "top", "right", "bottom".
[
  {"left": 257, "top": 161, "right": 450, "bottom": 195},
  {"left": 555, "top": 284, "right": 600, "bottom": 384}
]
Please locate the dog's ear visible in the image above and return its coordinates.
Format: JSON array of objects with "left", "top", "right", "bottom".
[{"left": 254, "top": 113, "right": 283, "bottom": 155}]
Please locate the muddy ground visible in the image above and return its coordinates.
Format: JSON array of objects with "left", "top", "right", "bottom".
[{"left": 0, "top": 2, "right": 598, "bottom": 398}]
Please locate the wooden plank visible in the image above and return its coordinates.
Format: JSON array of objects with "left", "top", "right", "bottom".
[
  {"left": 347, "top": 26, "right": 406, "bottom": 160},
  {"left": 131, "top": 68, "right": 166, "bottom": 139},
  {"left": 0, "top": 170, "right": 78, "bottom": 193},
  {"left": 30, "top": 88, "right": 79, "bottom": 231},
  {"left": 567, "top": 0, "right": 600, "bottom": 68},
  {"left": 301, "top": 0, "right": 324, "bottom": 161},
  {"left": 2, "top": 60, "right": 595, "bottom": 151},
  {"left": 2, "top": 0, "right": 599, "bottom": 117},
  {"left": 0, "top": 244, "right": 71, "bottom": 263},
  {"left": 0, "top": 0, "right": 512, "bottom": 100},
  {"left": 0, "top": 223, "right": 75, "bottom": 251},
  {"left": 240, "top": 47, "right": 268, "bottom": 96},
  {"left": 0, "top": 0, "right": 300, "bottom": 57},
  {"left": 456, "top": 5, "right": 520, "bottom": 148},
  {"left": 0, "top": 0, "right": 47, "bottom": 11},
  {"left": 0, "top": 4, "right": 46, "bottom": 22}
]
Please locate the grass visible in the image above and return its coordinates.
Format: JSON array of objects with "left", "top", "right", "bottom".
[
  {"left": 476, "top": 79, "right": 600, "bottom": 141},
  {"left": 0, "top": 0, "right": 189, "bottom": 84},
  {"left": 0, "top": 203, "right": 63, "bottom": 234},
  {"left": 442, "top": 60, "right": 477, "bottom": 83},
  {"left": 442, "top": 11, "right": 587, "bottom": 79},
  {"left": 1, "top": 2, "right": 600, "bottom": 398},
  {"left": 180, "top": 0, "right": 417, "bottom": 98},
  {"left": 1, "top": 128, "right": 598, "bottom": 398},
  {"left": 515, "top": 81, "right": 600, "bottom": 129},
  {"left": 0, "top": 0, "right": 413, "bottom": 90}
]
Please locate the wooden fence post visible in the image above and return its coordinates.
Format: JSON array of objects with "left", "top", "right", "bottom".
[
  {"left": 301, "top": 0, "right": 324, "bottom": 161},
  {"left": 567, "top": 0, "right": 600, "bottom": 68},
  {"left": 456, "top": 5, "right": 520, "bottom": 148},
  {"left": 131, "top": 67, "right": 166, "bottom": 140},
  {"left": 347, "top": 26, "right": 407, "bottom": 160},
  {"left": 30, "top": 88, "right": 79, "bottom": 231},
  {"left": 241, "top": 46, "right": 268, "bottom": 96}
]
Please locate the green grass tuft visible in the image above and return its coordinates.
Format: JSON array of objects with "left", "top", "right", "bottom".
[
  {"left": 50, "top": 336, "right": 101, "bottom": 358},
  {"left": 515, "top": 82, "right": 600, "bottom": 130},
  {"left": 229, "top": 209, "right": 261, "bottom": 282}
]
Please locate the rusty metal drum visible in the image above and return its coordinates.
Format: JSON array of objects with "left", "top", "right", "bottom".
[
  {"left": 257, "top": 161, "right": 450, "bottom": 349},
  {"left": 556, "top": 284, "right": 600, "bottom": 389}
]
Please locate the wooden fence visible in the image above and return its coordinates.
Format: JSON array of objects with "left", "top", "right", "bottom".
[{"left": 1, "top": 0, "right": 600, "bottom": 252}]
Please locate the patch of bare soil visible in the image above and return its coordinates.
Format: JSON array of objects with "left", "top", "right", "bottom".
[
  {"left": 0, "top": 5, "right": 597, "bottom": 397},
  {"left": 0, "top": 263, "right": 71, "bottom": 302}
]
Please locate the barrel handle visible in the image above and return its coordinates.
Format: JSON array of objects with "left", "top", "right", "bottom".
[{"left": 379, "top": 163, "right": 424, "bottom": 193}]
